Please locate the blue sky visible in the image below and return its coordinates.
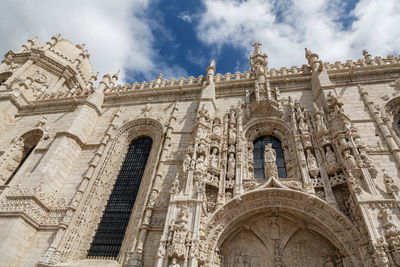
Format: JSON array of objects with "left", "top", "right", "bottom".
[{"left": 0, "top": 0, "right": 399, "bottom": 84}]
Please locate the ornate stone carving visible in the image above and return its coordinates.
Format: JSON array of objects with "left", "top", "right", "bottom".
[
  {"left": 264, "top": 143, "right": 278, "bottom": 178},
  {"left": 227, "top": 153, "right": 236, "bottom": 180}
]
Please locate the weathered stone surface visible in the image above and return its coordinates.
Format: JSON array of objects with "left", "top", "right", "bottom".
[{"left": 0, "top": 38, "right": 399, "bottom": 267}]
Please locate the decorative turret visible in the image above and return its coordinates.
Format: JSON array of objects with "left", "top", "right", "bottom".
[
  {"left": 246, "top": 42, "right": 282, "bottom": 118},
  {"left": 206, "top": 59, "right": 215, "bottom": 84},
  {"left": 305, "top": 48, "right": 323, "bottom": 73},
  {"left": 249, "top": 42, "right": 268, "bottom": 81}
]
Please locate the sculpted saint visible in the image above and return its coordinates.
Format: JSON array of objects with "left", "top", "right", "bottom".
[
  {"left": 264, "top": 143, "right": 278, "bottom": 178},
  {"left": 213, "top": 124, "right": 221, "bottom": 135},
  {"left": 210, "top": 148, "right": 219, "bottom": 169},
  {"left": 228, "top": 153, "right": 236, "bottom": 172}
]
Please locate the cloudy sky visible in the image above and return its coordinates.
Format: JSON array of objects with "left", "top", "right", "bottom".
[{"left": 0, "top": 0, "right": 399, "bottom": 83}]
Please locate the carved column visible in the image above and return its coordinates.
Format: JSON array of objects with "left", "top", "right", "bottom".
[{"left": 359, "top": 85, "right": 400, "bottom": 168}]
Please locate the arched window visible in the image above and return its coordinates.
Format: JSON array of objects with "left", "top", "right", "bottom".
[
  {"left": 5, "top": 145, "right": 36, "bottom": 185},
  {"left": 1, "top": 132, "right": 42, "bottom": 185},
  {"left": 87, "top": 136, "right": 153, "bottom": 258},
  {"left": 253, "top": 135, "right": 287, "bottom": 178}
]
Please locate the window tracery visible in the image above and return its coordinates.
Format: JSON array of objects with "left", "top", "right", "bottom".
[{"left": 87, "top": 136, "right": 153, "bottom": 258}]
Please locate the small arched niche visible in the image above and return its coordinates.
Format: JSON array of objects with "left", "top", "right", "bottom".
[{"left": 1, "top": 130, "right": 42, "bottom": 185}]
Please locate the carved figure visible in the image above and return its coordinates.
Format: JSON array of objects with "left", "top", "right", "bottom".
[
  {"left": 325, "top": 145, "right": 340, "bottom": 175},
  {"left": 306, "top": 149, "right": 319, "bottom": 178},
  {"left": 264, "top": 143, "right": 278, "bottom": 178},
  {"left": 227, "top": 153, "right": 236, "bottom": 179},
  {"left": 196, "top": 155, "right": 205, "bottom": 173},
  {"left": 197, "top": 104, "right": 209, "bottom": 123},
  {"left": 343, "top": 150, "right": 357, "bottom": 172},
  {"left": 298, "top": 118, "right": 309, "bottom": 133},
  {"left": 314, "top": 114, "right": 327, "bottom": 133},
  {"left": 169, "top": 257, "right": 179, "bottom": 267},
  {"left": 183, "top": 154, "right": 191, "bottom": 172},
  {"left": 209, "top": 148, "right": 219, "bottom": 169},
  {"left": 212, "top": 123, "right": 221, "bottom": 135},
  {"left": 229, "top": 125, "right": 237, "bottom": 142}
]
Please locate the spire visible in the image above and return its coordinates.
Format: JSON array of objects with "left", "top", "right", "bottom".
[
  {"left": 206, "top": 59, "right": 215, "bottom": 84},
  {"left": 249, "top": 42, "right": 268, "bottom": 79}
]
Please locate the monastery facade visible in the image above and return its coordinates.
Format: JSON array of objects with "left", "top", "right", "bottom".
[{"left": 0, "top": 35, "right": 400, "bottom": 267}]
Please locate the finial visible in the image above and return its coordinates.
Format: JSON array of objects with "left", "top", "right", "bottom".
[
  {"left": 305, "top": 48, "right": 311, "bottom": 59},
  {"left": 112, "top": 70, "right": 120, "bottom": 81},
  {"left": 210, "top": 58, "right": 215, "bottom": 68},
  {"left": 252, "top": 42, "right": 262, "bottom": 54}
]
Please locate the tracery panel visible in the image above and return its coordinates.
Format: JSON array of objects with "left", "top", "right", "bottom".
[{"left": 87, "top": 136, "right": 153, "bottom": 258}]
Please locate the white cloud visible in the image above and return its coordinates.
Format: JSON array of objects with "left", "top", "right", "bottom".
[
  {"left": 196, "top": 0, "right": 400, "bottom": 69},
  {"left": 178, "top": 13, "right": 193, "bottom": 23},
  {"left": 0, "top": 0, "right": 183, "bottom": 82}
]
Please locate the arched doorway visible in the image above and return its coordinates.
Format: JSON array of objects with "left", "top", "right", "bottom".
[
  {"left": 203, "top": 188, "right": 364, "bottom": 266},
  {"left": 220, "top": 212, "right": 342, "bottom": 266}
]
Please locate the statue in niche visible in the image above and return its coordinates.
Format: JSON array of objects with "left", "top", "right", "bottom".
[
  {"left": 209, "top": 148, "right": 219, "bottom": 169},
  {"left": 298, "top": 118, "right": 309, "bottom": 133},
  {"left": 229, "top": 108, "right": 236, "bottom": 125},
  {"left": 325, "top": 146, "right": 337, "bottom": 165},
  {"left": 229, "top": 124, "right": 236, "bottom": 140},
  {"left": 212, "top": 123, "right": 221, "bottom": 135},
  {"left": 269, "top": 220, "right": 280, "bottom": 240},
  {"left": 227, "top": 153, "right": 235, "bottom": 179},
  {"left": 237, "top": 252, "right": 250, "bottom": 267},
  {"left": 197, "top": 104, "right": 209, "bottom": 123},
  {"left": 314, "top": 113, "right": 327, "bottom": 133},
  {"left": 343, "top": 120, "right": 352, "bottom": 133},
  {"left": 358, "top": 148, "right": 372, "bottom": 166},
  {"left": 306, "top": 149, "right": 319, "bottom": 178},
  {"left": 183, "top": 154, "right": 191, "bottom": 172},
  {"left": 169, "top": 257, "right": 179, "bottom": 267},
  {"left": 343, "top": 150, "right": 357, "bottom": 171},
  {"left": 196, "top": 155, "right": 205, "bottom": 173},
  {"left": 264, "top": 143, "right": 278, "bottom": 178}
]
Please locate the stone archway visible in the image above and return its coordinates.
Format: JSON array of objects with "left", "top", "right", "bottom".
[
  {"left": 220, "top": 211, "right": 342, "bottom": 266},
  {"left": 203, "top": 188, "right": 364, "bottom": 267}
]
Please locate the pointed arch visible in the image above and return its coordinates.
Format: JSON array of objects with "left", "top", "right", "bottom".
[{"left": 58, "top": 118, "right": 165, "bottom": 262}]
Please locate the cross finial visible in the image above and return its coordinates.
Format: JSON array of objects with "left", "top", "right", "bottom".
[{"left": 252, "top": 42, "right": 262, "bottom": 54}]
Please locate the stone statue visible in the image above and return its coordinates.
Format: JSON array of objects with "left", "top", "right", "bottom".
[
  {"left": 325, "top": 146, "right": 337, "bottom": 165},
  {"left": 343, "top": 150, "right": 357, "bottom": 171},
  {"left": 306, "top": 149, "right": 319, "bottom": 178},
  {"left": 196, "top": 155, "right": 205, "bottom": 172},
  {"left": 314, "top": 114, "right": 327, "bottom": 133},
  {"left": 237, "top": 252, "right": 250, "bottom": 267},
  {"left": 227, "top": 153, "right": 235, "bottom": 179},
  {"left": 209, "top": 148, "right": 219, "bottom": 169},
  {"left": 169, "top": 257, "right": 179, "bottom": 267},
  {"left": 212, "top": 123, "right": 221, "bottom": 135},
  {"left": 183, "top": 154, "right": 191, "bottom": 172},
  {"left": 229, "top": 125, "right": 236, "bottom": 140},
  {"left": 264, "top": 143, "right": 278, "bottom": 178},
  {"left": 298, "top": 118, "right": 309, "bottom": 133}
]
